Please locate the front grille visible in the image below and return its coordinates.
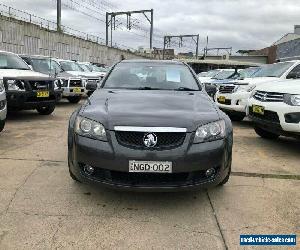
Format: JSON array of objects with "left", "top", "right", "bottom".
[
  {"left": 253, "top": 91, "right": 284, "bottom": 102},
  {"left": 219, "top": 85, "right": 236, "bottom": 94},
  {"left": 69, "top": 79, "right": 82, "bottom": 87},
  {"left": 88, "top": 78, "right": 99, "bottom": 83},
  {"left": 115, "top": 131, "right": 186, "bottom": 150},
  {"left": 28, "top": 80, "right": 51, "bottom": 90},
  {"left": 79, "top": 165, "right": 219, "bottom": 187},
  {"left": 249, "top": 107, "right": 280, "bottom": 123}
]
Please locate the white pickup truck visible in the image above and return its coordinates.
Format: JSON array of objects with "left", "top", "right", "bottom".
[
  {"left": 247, "top": 79, "right": 300, "bottom": 140},
  {"left": 215, "top": 60, "right": 300, "bottom": 121}
]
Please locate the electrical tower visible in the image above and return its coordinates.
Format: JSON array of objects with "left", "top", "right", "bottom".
[
  {"left": 163, "top": 34, "right": 199, "bottom": 59},
  {"left": 106, "top": 9, "right": 154, "bottom": 49},
  {"left": 57, "top": 0, "right": 62, "bottom": 32}
]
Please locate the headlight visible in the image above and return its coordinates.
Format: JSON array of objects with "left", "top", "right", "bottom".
[
  {"left": 82, "top": 78, "right": 88, "bottom": 86},
  {"left": 7, "top": 80, "right": 25, "bottom": 91},
  {"left": 236, "top": 84, "right": 254, "bottom": 92},
  {"left": 194, "top": 120, "right": 226, "bottom": 143},
  {"left": 75, "top": 116, "right": 107, "bottom": 141},
  {"left": 54, "top": 80, "right": 60, "bottom": 90},
  {"left": 0, "top": 80, "right": 4, "bottom": 92},
  {"left": 284, "top": 94, "right": 300, "bottom": 106}
]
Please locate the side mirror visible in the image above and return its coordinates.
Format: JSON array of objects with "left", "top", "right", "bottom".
[
  {"left": 86, "top": 81, "right": 97, "bottom": 91},
  {"left": 286, "top": 72, "right": 300, "bottom": 79},
  {"left": 205, "top": 83, "right": 217, "bottom": 98}
]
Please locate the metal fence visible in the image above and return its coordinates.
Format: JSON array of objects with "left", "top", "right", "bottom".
[{"left": 0, "top": 3, "right": 133, "bottom": 50}]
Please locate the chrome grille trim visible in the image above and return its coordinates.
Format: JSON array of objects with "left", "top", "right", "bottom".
[
  {"left": 218, "top": 85, "right": 236, "bottom": 94},
  {"left": 253, "top": 91, "right": 284, "bottom": 102},
  {"left": 114, "top": 126, "right": 187, "bottom": 133}
]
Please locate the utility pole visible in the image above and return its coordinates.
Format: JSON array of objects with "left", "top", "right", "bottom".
[
  {"left": 106, "top": 9, "right": 154, "bottom": 49},
  {"left": 57, "top": 0, "right": 62, "bottom": 32},
  {"left": 162, "top": 34, "right": 199, "bottom": 60}
]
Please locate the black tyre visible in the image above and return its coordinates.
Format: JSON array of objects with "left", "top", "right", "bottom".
[
  {"left": 36, "top": 105, "right": 55, "bottom": 115},
  {"left": 228, "top": 113, "right": 245, "bottom": 122},
  {"left": 67, "top": 96, "right": 81, "bottom": 103},
  {"left": 254, "top": 126, "right": 279, "bottom": 140},
  {"left": 0, "top": 120, "right": 5, "bottom": 132}
]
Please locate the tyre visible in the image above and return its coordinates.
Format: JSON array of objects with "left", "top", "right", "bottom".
[
  {"left": 36, "top": 105, "right": 55, "bottom": 115},
  {"left": 254, "top": 126, "right": 279, "bottom": 140},
  {"left": 0, "top": 120, "right": 5, "bottom": 132},
  {"left": 67, "top": 96, "right": 81, "bottom": 103},
  {"left": 228, "top": 113, "right": 245, "bottom": 122}
]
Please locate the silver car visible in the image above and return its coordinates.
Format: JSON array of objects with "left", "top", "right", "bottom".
[{"left": 0, "top": 79, "right": 7, "bottom": 132}]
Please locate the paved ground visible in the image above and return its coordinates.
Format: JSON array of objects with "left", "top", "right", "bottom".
[{"left": 0, "top": 99, "right": 299, "bottom": 250}]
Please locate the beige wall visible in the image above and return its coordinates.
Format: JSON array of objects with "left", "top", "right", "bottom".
[{"left": 0, "top": 16, "right": 147, "bottom": 66}]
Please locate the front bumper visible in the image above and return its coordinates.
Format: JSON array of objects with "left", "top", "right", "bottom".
[
  {"left": 247, "top": 98, "right": 300, "bottom": 138},
  {"left": 216, "top": 91, "right": 250, "bottom": 113},
  {"left": 6, "top": 90, "right": 57, "bottom": 110},
  {"left": 69, "top": 132, "right": 231, "bottom": 191},
  {"left": 62, "top": 87, "right": 86, "bottom": 97}
]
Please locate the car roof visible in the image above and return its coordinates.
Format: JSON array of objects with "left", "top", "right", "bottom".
[
  {"left": 0, "top": 50, "right": 18, "bottom": 56},
  {"left": 19, "top": 54, "right": 51, "bottom": 59},
  {"left": 120, "top": 59, "right": 184, "bottom": 65}
]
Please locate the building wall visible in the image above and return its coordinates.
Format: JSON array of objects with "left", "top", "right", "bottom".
[
  {"left": 276, "top": 38, "right": 300, "bottom": 60},
  {"left": 0, "top": 16, "right": 147, "bottom": 65}
]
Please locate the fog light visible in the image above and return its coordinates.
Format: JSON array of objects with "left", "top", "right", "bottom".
[
  {"left": 205, "top": 168, "right": 216, "bottom": 177},
  {"left": 83, "top": 165, "right": 95, "bottom": 176}
]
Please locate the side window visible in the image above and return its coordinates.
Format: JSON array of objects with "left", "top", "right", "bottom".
[{"left": 286, "top": 64, "right": 300, "bottom": 79}]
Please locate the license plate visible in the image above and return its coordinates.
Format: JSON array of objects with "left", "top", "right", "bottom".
[
  {"left": 129, "top": 160, "right": 172, "bottom": 173},
  {"left": 73, "top": 87, "right": 82, "bottom": 93},
  {"left": 218, "top": 96, "right": 226, "bottom": 103},
  {"left": 252, "top": 105, "right": 265, "bottom": 115},
  {"left": 37, "top": 91, "right": 49, "bottom": 98}
]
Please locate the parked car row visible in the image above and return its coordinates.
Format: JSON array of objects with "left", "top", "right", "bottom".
[
  {"left": 199, "top": 61, "right": 300, "bottom": 140},
  {"left": 0, "top": 50, "right": 108, "bottom": 133}
]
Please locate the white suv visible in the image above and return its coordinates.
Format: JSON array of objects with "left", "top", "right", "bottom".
[
  {"left": 215, "top": 61, "right": 300, "bottom": 121},
  {"left": 247, "top": 79, "right": 300, "bottom": 140}
]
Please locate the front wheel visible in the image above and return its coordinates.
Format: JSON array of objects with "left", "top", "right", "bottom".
[
  {"left": 67, "top": 96, "right": 81, "bottom": 103},
  {"left": 36, "top": 105, "right": 55, "bottom": 115},
  {"left": 0, "top": 120, "right": 5, "bottom": 132},
  {"left": 254, "top": 126, "right": 279, "bottom": 140},
  {"left": 228, "top": 113, "right": 245, "bottom": 122}
]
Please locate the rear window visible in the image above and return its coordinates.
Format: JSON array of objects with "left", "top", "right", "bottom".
[{"left": 103, "top": 62, "right": 200, "bottom": 91}]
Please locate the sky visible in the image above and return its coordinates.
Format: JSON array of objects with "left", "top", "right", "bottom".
[{"left": 1, "top": 0, "right": 300, "bottom": 55}]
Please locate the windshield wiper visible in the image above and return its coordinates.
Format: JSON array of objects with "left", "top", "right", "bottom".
[
  {"left": 174, "top": 87, "right": 199, "bottom": 91},
  {"left": 137, "top": 87, "right": 161, "bottom": 90}
]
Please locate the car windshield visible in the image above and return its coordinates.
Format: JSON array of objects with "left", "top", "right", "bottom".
[
  {"left": 103, "top": 62, "right": 200, "bottom": 91},
  {"left": 0, "top": 53, "right": 30, "bottom": 70},
  {"left": 60, "top": 61, "right": 83, "bottom": 72},
  {"left": 231, "top": 67, "right": 260, "bottom": 79},
  {"left": 213, "top": 70, "right": 235, "bottom": 80},
  {"left": 252, "top": 62, "right": 294, "bottom": 77},
  {"left": 79, "top": 64, "right": 92, "bottom": 72},
  {"left": 30, "top": 58, "right": 63, "bottom": 74},
  {"left": 205, "top": 70, "right": 220, "bottom": 77}
]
